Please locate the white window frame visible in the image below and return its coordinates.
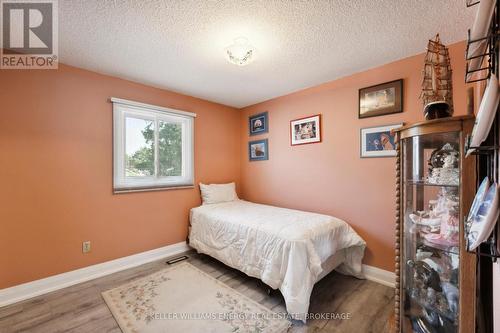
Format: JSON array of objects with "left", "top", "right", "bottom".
[{"left": 111, "top": 98, "right": 195, "bottom": 193}]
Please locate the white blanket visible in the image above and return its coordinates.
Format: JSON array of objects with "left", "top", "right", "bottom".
[{"left": 188, "top": 200, "right": 366, "bottom": 321}]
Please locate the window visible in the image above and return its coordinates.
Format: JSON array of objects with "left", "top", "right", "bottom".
[{"left": 112, "top": 98, "right": 195, "bottom": 192}]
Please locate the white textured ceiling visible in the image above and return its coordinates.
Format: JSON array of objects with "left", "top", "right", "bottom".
[{"left": 59, "top": 1, "right": 475, "bottom": 108}]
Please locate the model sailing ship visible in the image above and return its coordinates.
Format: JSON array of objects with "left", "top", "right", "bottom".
[{"left": 421, "top": 34, "right": 454, "bottom": 120}]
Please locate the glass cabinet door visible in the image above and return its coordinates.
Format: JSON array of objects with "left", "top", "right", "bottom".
[{"left": 401, "top": 131, "right": 461, "bottom": 333}]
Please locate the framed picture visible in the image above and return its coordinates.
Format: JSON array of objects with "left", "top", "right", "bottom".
[
  {"left": 249, "top": 111, "right": 268, "bottom": 136},
  {"left": 290, "top": 114, "right": 321, "bottom": 146},
  {"left": 359, "top": 79, "right": 403, "bottom": 118},
  {"left": 248, "top": 139, "right": 269, "bottom": 161},
  {"left": 360, "top": 124, "right": 403, "bottom": 158}
]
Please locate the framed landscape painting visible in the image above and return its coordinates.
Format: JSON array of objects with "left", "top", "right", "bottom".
[
  {"left": 359, "top": 79, "right": 403, "bottom": 118},
  {"left": 360, "top": 124, "right": 403, "bottom": 158},
  {"left": 248, "top": 139, "right": 269, "bottom": 161},
  {"left": 290, "top": 114, "right": 321, "bottom": 146},
  {"left": 249, "top": 111, "right": 268, "bottom": 136}
]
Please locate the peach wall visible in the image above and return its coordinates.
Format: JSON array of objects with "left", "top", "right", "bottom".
[
  {"left": 0, "top": 41, "right": 469, "bottom": 289},
  {"left": 239, "top": 41, "right": 468, "bottom": 271},
  {"left": 0, "top": 64, "right": 240, "bottom": 289}
]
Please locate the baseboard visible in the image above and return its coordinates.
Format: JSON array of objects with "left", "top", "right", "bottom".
[
  {"left": 0, "top": 241, "right": 190, "bottom": 307},
  {"left": 0, "top": 244, "right": 394, "bottom": 307},
  {"left": 362, "top": 264, "right": 395, "bottom": 288}
]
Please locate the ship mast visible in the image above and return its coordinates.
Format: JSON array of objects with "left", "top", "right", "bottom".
[{"left": 420, "top": 34, "right": 454, "bottom": 119}]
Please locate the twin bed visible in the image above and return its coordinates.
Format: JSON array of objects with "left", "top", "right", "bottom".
[{"left": 188, "top": 185, "right": 366, "bottom": 322}]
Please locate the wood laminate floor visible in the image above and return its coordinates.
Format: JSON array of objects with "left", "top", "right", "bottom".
[{"left": 0, "top": 251, "right": 394, "bottom": 333}]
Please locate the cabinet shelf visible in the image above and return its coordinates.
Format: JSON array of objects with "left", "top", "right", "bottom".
[
  {"left": 404, "top": 180, "right": 459, "bottom": 188},
  {"left": 419, "top": 241, "right": 460, "bottom": 256}
]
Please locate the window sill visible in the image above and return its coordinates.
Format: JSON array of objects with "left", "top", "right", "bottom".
[{"left": 113, "top": 185, "right": 195, "bottom": 194}]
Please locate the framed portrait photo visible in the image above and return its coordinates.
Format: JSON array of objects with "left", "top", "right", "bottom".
[
  {"left": 360, "top": 124, "right": 403, "bottom": 158},
  {"left": 249, "top": 111, "right": 268, "bottom": 136},
  {"left": 359, "top": 79, "right": 403, "bottom": 118},
  {"left": 290, "top": 114, "right": 321, "bottom": 146},
  {"left": 248, "top": 139, "right": 269, "bottom": 161}
]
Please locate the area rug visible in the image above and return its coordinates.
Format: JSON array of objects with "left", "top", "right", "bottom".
[{"left": 102, "top": 262, "right": 291, "bottom": 333}]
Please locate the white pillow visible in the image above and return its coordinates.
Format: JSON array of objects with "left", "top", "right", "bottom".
[{"left": 199, "top": 182, "right": 238, "bottom": 205}]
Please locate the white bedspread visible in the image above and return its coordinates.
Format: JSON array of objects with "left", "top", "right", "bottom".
[{"left": 188, "top": 200, "right": 366, "bottom": 321}]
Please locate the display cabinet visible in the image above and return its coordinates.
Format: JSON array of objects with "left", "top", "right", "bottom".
[{"left": 393, "top": 116, "right": 477, "bottom": 333}]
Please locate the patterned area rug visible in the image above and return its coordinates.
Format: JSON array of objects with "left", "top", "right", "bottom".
[{"left": 102, "top": 262, "right": 291, "bottom": 333}]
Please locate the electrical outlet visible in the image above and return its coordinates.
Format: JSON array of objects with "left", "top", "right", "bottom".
[{"left": 82, "top": 241, "right": 91, "bottom": 254}]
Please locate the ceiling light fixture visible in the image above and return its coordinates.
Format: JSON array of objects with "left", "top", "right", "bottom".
[{"left": 225, "top": 37, "right": 255, "bottom": 66}]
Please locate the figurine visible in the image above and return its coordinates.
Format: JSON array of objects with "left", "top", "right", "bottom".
[
  {"left": 416, "top": 249, "right": 433, "bottom": 261},
  {"left": 410, "top": 213, "right": 442, "bottom": 227},
  {"left": 426, "top": 287, "right": 437, "bottom": 306},
  {"left": 441, "top": 282, "right": 459, "bottom": 313},
  {"left": 427, "top": 144, "right": 460, "bottom": 186},
  {"left": 449, "top": 268, "right": 459, "bottom": 285},
  {"left": 410, "top": 287, "right": 420, "bottom": 300},
  {"left": 424, "top": 214, "right": 459, "bottom": 247},
  {"left": 408, "top": 260, "right": 442, "bottom": 292},
  {"left": 422, "top": 258, "right": 442, "bottom": 274},
  {"left": 422, "top": 308, "right": 440, "bottom": 326},
  {"left": 422, "top": 309, "right": 456, "bottom": 333},
  {"left": 410, "top": 187, "right": 459, "bottom": 237}
]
